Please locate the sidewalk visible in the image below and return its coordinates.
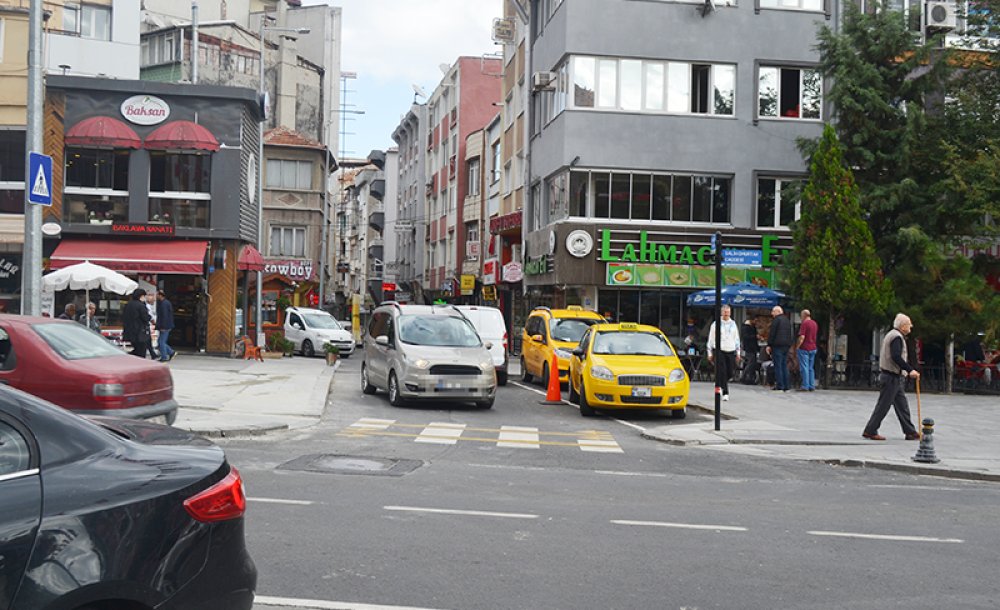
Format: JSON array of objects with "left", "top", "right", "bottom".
[
  {"left": 644, "top": 380, "right": 1000, "bottom": 481},
  {"left": 169, "top": 353, "right": 337, "bottom": 437}
]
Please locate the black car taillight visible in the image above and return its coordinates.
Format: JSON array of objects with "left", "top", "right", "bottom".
[{"left": 184, "top": 467, "right": 246, "bottom": 523}]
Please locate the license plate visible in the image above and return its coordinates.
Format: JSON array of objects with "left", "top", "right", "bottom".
[
  {"left": 436, "top": 381, "right": 460, "bottom": 390},
  {"left": 147, "top": 415, "right": 168, "bottom": 425},
  {"left": 631, "top": 387, "right": 652, "bottom": 398}
]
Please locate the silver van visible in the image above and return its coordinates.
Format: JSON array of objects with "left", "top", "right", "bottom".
[
  {"left": 455, "top": 305, "right": 509, "bottom": 385},
  {"left": 361, "top": 303, "right": 497, "bottom": 408}
]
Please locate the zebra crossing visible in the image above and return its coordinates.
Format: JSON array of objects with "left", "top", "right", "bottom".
[{"left": 338, "top": 418, "right": 624, "bottom": 453}]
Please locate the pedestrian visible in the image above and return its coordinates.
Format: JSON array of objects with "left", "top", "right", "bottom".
[
  {"left": 77, "top": 302, "right": 101, "bottom": 332},
  {"left": 766, "top": 305, "right": 793, "bottom": 391},
  {"left": 145, "top": 290, "right": 159, "bottom": 359},
  {"left": 706, "top": 305, "right": 741, "bottom": 401},
  {"left": 740, "top": 318, "right": 760, "bottom": 384},
  {"left": 122, "top": 288, "right": 152, "bottom": 358},
  {"left": 57, "top": 303, "right": 77, "bottom": 320},
  {"left": 156, "top": 290, "right": 176, "bottom": 362},
  {"left": 862, "top": 313, "right": 921, "bottom": 441},
  {"left": 796, "top": 309, "right": 819, "bottom": 391}
]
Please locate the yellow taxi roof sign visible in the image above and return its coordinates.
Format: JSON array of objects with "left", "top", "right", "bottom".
[
  {"left": 619, "top": 322, "right": 638, "bottom": 330},
  {"left": 566, "top": 305, "right": 583, "bottom": 310}
]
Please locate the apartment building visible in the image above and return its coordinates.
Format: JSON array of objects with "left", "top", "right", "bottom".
[{"left": 390, "top": 103, "right": 429, "bottom": 304}]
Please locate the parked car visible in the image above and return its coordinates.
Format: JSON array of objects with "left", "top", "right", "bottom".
[
  {"left": 0, "top": 314, "right": 177, "bottom": 424},
  {"left": 456, "top": 305, "right": 509, "bottom": 385},
  {"left": 284, "top": 306, "right": 355, "bottom": 357},
  {"left": 0, "top": 384, "right": 257, "bottom": 609},
  {"left": 568, "top": 322, "right": 690, "bottom": 418},
  {"left": 521, "top": 306, "right": 606, "bottom": 387},
  {"left": 362, "top": 303, "right": 496, "bottom": 408}
]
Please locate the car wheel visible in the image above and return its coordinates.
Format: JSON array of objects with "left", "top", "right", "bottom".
[
  {"left": 520, "top": 356, "right": 533, "bottom": 382},
  {"left": 671, "top": 407, "right": 687, "bottom": 420},
  {"left": 541, "top": 362, "right": 550, "bottom": 388},
  {"left": 361, "top": 364, "right": 376, "bottom": 394},
  {"left": 579, "top": 383, "right": 596, "bottom": 417},
  {"left": 388, "top": 371, "right": 404, "bottom": 407},
  {"left": 568, "top": 379, "right": 579, "bottom": 404},
  {"left": 341, "top": 353, "right": 350, "bottom": 359},
  {"left": 302, "top": 339, "right": 315, "bottom": 358},
  {"left": 477, "top": 397, "right": 494, "bottom": 409},
  {"left": 497, "top": 370, "right": 508, "bottom": 386}
]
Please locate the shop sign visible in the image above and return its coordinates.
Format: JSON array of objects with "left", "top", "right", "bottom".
[
  {"left": 466, "top": 241, "right": 480, "bottom": 260},
  {"left": 111, "top": 223, "right": 175, "bottom": 236},
  {"left": 460, "top": 274, "right": 476, "bottom": 296},
  {"left": 120, "top": 95, "right": 170, "bottom": 126},
  {"left": 483, "top": 259, "right": 498, "bottom": 285},
  {"left": 264, "top": 259, "right": 314, "bottom": 281},
  {"left": 0, "top": 255, "right": 21, "bottom": 294},
  {"left": 482, "top": 285, "right": 497, "bottom": 301},
  {"left": 605, "top": 262, "right": 780, "bottom": 289},
  {"left": 489, "top": 210, "right": 522, "bottom": 234},
  {"left": 396, "top": 291, "right": 412, "bottom": 302},
  {"left": 524, "top": 254, "right": 550, "bottom": 276},
  {"left": 598, "top": 229, "right": 781, "bottom": 268},
  {"left": 502, "top": 261, "right": 523, "bottom": 283},
  {"left": 382, "top": 282, "right": 397, "bottom": 292}
]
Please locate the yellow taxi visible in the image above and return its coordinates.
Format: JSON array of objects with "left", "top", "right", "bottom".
[
  {"left": 568, "top": 322, "right": 690, "bottom": 418},
  {"left": 520, "top": 306, "right": 606, "bottom": 387}
]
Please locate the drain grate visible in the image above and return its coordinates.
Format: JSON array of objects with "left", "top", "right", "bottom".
[{"left": 278, "top": 454, "right": 423, "bottom": 477}]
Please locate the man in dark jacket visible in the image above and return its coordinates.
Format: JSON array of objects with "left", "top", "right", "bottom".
[
  {"left": 766, "top": 305, "right": 794, "bottom": 391},
  {"left": 122, "top": 288, "right": 152, "bottom": 358},
  {"left": 156, "top": 291, "right": 176, "bottom": 362},
  {"left": 740, "top": 318, "right": 760, "bottom": 384}
]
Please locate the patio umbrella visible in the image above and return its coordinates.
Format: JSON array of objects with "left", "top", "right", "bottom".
[
  {"left": 686, "top": 282, "right": 786, "bottom": 308},
  {"left": 42, "top": 261, "right": 138, "bottom": 327}
]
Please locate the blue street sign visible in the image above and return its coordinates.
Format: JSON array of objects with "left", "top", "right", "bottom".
[
  {"left": 28, "top": 152, "right": 53, "bottom": 206},
  {"left": 710, "top": 233, "right": 717, "bottom": 252},
  {"left": 722, "top": 248, "right": 763, "bottom": 267}
]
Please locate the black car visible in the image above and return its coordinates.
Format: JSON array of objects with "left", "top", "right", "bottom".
[{"left": 0, "top": 385, "right": 256, "bottom": 609}]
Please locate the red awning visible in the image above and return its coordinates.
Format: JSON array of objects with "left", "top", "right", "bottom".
[
  {"left": 144, "top": 120, "right": 220, "bottom": 152},
  {"left": 49, "top": 239, "right": 208, "bottom": 275},
  {"left": 65, "top": 116, "right": 142, "bottom": 149},
  {"left": 237, "top": 244, "right": 265, "bottom": 271}
]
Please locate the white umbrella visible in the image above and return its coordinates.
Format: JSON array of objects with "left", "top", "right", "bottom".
[{"left": 42, "top": 261, "right": 138, "bottom": 328}]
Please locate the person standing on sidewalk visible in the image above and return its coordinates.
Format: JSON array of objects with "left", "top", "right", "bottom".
[
  {"left": 740, "top": 318, "right": 760, "bottom": 384},
  {"left": 863, "top": 313, "right": 921, "bottom": 441},
  {"left": 707, "top": 305, "right": 741, "bottom": 401},
  {"left": 122, "top": 289, "right": 152, "bottom": 358},
  {"left": 796, "top": 309, "right": 819, "bottom": 391},
  {"left": 156, "top": 291, "right": 176, "bottom": 362},
  {"left": 766, "top": 306, "right": 793, "bottom": 391}
]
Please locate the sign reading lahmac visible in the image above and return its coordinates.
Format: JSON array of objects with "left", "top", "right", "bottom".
[{"left": 121, "top": 95, "right": 170, "bottom": 125}]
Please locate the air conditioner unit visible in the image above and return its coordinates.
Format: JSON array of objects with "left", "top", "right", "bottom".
[
  {"left": 531, "top": 71, "right": 557, "bottom": 92},
  {"left": 926, "top": 1, "right": 957, "bottom": 30}
]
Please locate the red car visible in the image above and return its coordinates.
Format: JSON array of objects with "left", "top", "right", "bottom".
[{"left": 0, "top": 314, "right": 177, "bottom": 424}]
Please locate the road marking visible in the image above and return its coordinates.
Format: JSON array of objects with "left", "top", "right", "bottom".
[
  {"left": 867, "top": 484, "right": 964, "bottom": 491},
  {"left": 255, "top": 595, "right": 450, "bottom": 609},
  {"left": 248, "top": 497, "right": 314, "bottom": 506},
  {"left": 498, "top": 425, "right": 540, "bottom": 449},
  {"left": 349, "top": 418, "right": 395, "bottom": 430},
  {"left": 415, "top": 422, "right": 466, "bottom": 444},
  {"left": 578, "top": 431, "right": 624, "bottom": 453},
  {"left": 511, "top": 381, "right": 654, "bottom": 434},
  {"left": 595, "top": 470, "right": 669, "bottom": 478},
  {"left": 612, "top": 520, "right": 748, "bottom": 532},
  {"left": 384, "top": 505, "right": 539, "bottom": 519},
  {"left": 807, "top": 530, "right": 964, "bottom": 543}
]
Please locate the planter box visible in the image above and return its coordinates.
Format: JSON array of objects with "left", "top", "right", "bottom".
[{"left": 326, "top": 353, "right": 339, "bottom": 366}]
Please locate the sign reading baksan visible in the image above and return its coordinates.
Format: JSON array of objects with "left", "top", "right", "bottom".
[{"left": 120, "top": 95, "right": 170, "bottom": 126}]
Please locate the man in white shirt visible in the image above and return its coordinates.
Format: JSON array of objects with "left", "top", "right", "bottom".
[{"left": 707, "top": 304, "right": 741, "bottom": 401}]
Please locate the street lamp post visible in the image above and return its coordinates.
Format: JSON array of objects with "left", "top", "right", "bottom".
[{"left": 256, "top": 18, "right": 309, "bottom": 347}]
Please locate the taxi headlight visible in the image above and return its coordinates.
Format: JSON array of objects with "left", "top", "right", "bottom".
[
  {"left": 669, "top": 368, "right": 686, "bottom": 383},
  {"left": 590, "top": 366, "right": 614, "bottom": 381},
  {"left": 554, "top": 348, "right": 573, "bottom": 359},
  {"left": 411, "top": 358, "right": 430, "bottom": 369}
]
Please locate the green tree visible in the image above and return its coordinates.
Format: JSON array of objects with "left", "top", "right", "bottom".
[{"left": 788, "top": 125, "right": 892, "bottom": 385}]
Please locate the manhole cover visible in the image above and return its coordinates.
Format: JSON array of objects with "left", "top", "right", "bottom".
[{"left": 278, "top": 454, "right": 423, "bottom": 477}]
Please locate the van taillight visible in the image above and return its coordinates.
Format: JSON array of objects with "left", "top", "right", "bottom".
[
  {"left": 184, "top": 467, "right": 246, "bottom": 523},
  {"left": 503, "top": 332, "right": 508, "bottom": 351}
]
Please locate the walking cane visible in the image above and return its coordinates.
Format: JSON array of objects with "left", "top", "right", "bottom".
[{"left": 915, "top": 376, "right": 922, "bottom": 439}]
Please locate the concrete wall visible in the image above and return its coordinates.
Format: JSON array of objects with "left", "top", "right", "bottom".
[
  {"left": 284, "top": 4, "right": 342, "bottom": 156},
  {"left": 0, "top": 8, "right": 27, "bottom": 125},
  {"left": 47, "top": 0, "right": 139, "bottom": 78}
]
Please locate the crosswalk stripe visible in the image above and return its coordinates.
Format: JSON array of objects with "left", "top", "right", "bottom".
[
  {"left": 415, "top": 422, "right": 466, "bottom": 444},
  {"left": 349, "top": 418, "right": 395, "bottom": 430},
  {"left": 578, "top": 439, "right": 624, "bottom": 453},
  {"left": 498, "top": 425, "right": 540, "bottom": 449}
]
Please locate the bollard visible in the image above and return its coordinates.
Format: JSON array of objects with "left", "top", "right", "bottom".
[{"left": 912, "top": 418, "right": 940, "bottom": 464}]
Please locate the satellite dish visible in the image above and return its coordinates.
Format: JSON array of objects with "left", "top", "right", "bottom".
[
  {"left": 439, "top": 63, "right": 451, "bottom": 76},
  {"left": 411, "top": 84, "right": 429, "bottom": 100}
]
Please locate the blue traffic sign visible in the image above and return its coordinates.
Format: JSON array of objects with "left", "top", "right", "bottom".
[
  {"left": 28, "top": 152, "right": 53, "bottom": 206},
  {"left": 722, "top": 248, "right": 763, "bottom": 267}
]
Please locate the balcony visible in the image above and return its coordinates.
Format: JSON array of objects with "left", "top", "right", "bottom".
[{"left": 370, "top": 179, "right": 385, "bottom": 201}]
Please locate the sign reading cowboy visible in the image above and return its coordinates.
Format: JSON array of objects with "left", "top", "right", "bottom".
[
  {"left": 597, "top": 229, "right": 782, "bottom": 267},
  {"left": 264, "top": 260, "right": 314, "bottom": 281}
]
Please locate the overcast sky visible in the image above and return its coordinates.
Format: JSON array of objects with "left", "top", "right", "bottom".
[{"left": 303, "top": 0, "right": 503, "bottom": 159}]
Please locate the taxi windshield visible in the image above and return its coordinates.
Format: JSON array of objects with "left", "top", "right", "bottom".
[
  {"left": 550, "top": 318, "right": 599, "bottom": 342},
  {"left": 592, "top": 331, "right": 674, "bottom": 356}
]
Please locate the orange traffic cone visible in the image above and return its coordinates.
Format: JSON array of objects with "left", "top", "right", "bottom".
[{"left": 540, "top": 351, "right": 563, "bottom": 404}]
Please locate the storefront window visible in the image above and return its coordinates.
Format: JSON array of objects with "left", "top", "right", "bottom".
[
  {"left": 63, "top": 147, "right": 131, "bottom": 224},
  {"left": 570, "top": 169, "right": 730, "bottom": 225},
  {"left": 569, "top": 171, "right": 588, "bottom": 217},
  {"left": 0, "top": 130, "right": 25, "bottom": 214},
  {"left": 149, "top": 152, "right": 211, "bottom": 229},
  {"left": 149, "top": 197, "right": 209, "bottom": 228}
]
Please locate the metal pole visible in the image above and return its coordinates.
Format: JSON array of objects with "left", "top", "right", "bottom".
[
  {"left": 191, "top": 1, "right": 199, "bottom": 84},
  {"left": 714, "top": 231, "right": 722, "bottom": 431},
  {"left": 320, "top": 134, "right": 329, "bottom": 307},
  {"left": 21, "top": 0, "right": 44, "bottom": 316},
  {"left": 256, "top": 18, "right": 266, "bottom": 348}
]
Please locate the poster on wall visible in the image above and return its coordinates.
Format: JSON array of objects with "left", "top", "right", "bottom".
[{"left": 605, "top": 263, "right": 778, "bottom": 289}]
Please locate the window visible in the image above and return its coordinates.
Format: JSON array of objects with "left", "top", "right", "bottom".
[
  {"left": 64, "top": 4, "right": 112, "bottom": 41},
  {"left": 759, "top": 0, "right": 823, "bottom": 10},
  {"left": 148, "top": 152, "right": 211, "bottom": 228},
  {"left": 0, "top": 421, "right": 32, "bottom": 477},
  {"left": 63, "top": 147, "right": 130, "bottom": 224},
  {"left": 576, "top": 169, "right": 732, "bottom": 224},
  {"left": 270, "top": 226, "right": 306, "bottom": 257},
  {"left": 757, "top": 177, "right": 802, "bottom": 228},
  {"left": 0, "top": 130, "right": 25, "bottom": 214},
  {"left": 758, "top": 66, "right": 822, "bottom": 119},
  {"left": 467, "top": 158, "right": 481, "bottom": 196},
  {"left": 490, "top": 142, "right": 501, "bottom": 184},
  {"left": 266, "top": 159, "right": 312, "bottom": 190}
]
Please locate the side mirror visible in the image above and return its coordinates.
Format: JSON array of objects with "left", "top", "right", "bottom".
[
  {"left": 531, "top": 334, "right": 544, "bottom": 343},
  {"left": 293, "top": 323, "right": 302, "bottom": 330},
  {"left": 375, "top": 335, "right": 390, "bottom": 346},
  {"left": 572, "top": 347, "right": 585, "bottom": 358},
  {"left": 484, "top": 341, "right": 493, "bottom": 350}
]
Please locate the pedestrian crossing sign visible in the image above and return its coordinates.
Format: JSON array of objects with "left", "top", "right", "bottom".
[{"left": 28, "top": 152, "right": 53, "bottom": 206}]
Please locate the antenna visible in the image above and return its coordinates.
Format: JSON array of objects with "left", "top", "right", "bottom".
[
  {"left": 439, "top": 63, "right": 451, "bottom": 76},
  {"left": 411, "top": 84, "right": 429, "bottom": 102},
  {"left": 699, "top": 0, "right": 716, "bottom": 17}
]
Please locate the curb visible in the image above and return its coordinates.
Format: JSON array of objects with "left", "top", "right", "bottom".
[
  {"left": 816, "top": 458, "right": 1000, "bottom": 483},
  {"left": 179, "top": 423, "right": 290, "bottom": 438}
]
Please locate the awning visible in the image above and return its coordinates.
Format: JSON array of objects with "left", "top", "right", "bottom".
[
  {"left": 65, "top": 116, "right": 142, "bottom": 149},
  {"left": 49, "top": 239, "right": 208, "bottom": 275},
  {"left": 144, "top": 120, "right": 220, "bottom": 152},
  {"left": 237, "top": 244, "right": 265, "bottom": 271}
]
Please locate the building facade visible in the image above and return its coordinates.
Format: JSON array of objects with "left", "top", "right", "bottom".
[{"left": 390, "top": 103, "right": 429, "bottom": 304}]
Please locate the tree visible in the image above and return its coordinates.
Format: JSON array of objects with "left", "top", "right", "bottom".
[{"left": 787, "top": 125, "right": 892, "bottom": 386}]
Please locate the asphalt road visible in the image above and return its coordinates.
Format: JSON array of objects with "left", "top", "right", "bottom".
[{"left": 221, "top": 357, "right": 1000, "bottom": 610}]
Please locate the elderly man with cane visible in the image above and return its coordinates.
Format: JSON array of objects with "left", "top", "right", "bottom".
[{"left": 862, "top": 313, "right": 921, "bottom": 441}]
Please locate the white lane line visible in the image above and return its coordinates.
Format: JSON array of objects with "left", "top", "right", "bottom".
[
  {"left": 349, "top": 418, "right": 395, "bottom": 430},
  {"left": 384, "top": 505, "right": 539, "bottom": 519},
  {"left": 415, "top": 422, "right": 466, "bottom": 444},
  {"left": 612, "top": 519, "right": 748, "bottom": 532},
  {"left": 510, "top": 381, "right": 546, "bottom": 395},
  {"left": 867, "top": 484, "right": 964, "bottom": 491},
  {"left": 255, "top": 595, "right": 450, "bottom": 610},
  {"left": 498, "top": 425, "right": 540, "bottom": 449},
  {"left": 808, "top": 531, "right": 964, "bottom": 543},
  {"left": 510, "top": 381, "right": 648, "bottom": 433},
  {"left": 248, "top": 497, "right": 314, "bottom": 506},
  {"left": 595, "top": 470, "right": 669, "bottom": 478},
  {"left": 579, "top": 438, "right": 624, "bottom": 453},
  {"left": 610, "top": 417, "right": 647, "bottom": 432}
]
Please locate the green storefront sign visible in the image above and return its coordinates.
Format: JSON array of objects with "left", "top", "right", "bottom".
[
  {"left": 525, "top": 254, "right": 549, "bottom": 276},
  {"left": 598, "top": 229, "right": 782, "bottom": 268},
  {"left": 606, "top": 263, "right": 782, "bottom": 289}
]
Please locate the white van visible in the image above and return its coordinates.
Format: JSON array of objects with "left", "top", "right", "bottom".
[
  {"left": 456, "top": 305, "right": 509, "bottom": 385},
  {"left": 284, "top": 307, "right": 355, "bottom": 357}
]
